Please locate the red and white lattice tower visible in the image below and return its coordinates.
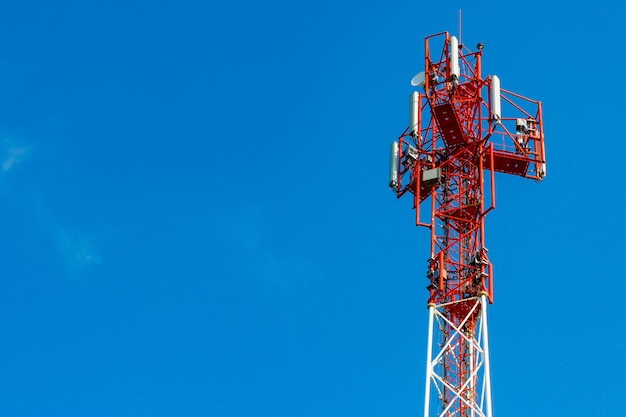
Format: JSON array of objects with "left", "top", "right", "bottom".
[{"left": 389, "top": 32, "right": 546, "bottom": 417}]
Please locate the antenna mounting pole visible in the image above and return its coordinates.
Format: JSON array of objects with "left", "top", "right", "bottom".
[{"left": 458, "top": 9, "right": 462, "bottom": 45}]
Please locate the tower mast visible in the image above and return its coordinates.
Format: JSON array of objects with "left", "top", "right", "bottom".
[{"left": 390, "top": 32, "right": 546, "bottom": 417}]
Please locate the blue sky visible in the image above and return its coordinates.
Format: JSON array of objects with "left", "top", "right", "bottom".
[{"left": 0, "top": 1, "right": 624, "bottom": 416}]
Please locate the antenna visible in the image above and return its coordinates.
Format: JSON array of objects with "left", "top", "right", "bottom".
[{"left": 410, "top": 71, "right": 425, "bottom": 87}]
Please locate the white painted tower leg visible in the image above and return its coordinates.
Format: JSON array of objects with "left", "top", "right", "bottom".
[
  {"left": 480, "top": 295, "right": 493, "bottom": 417},
  {"left": 423, "top": 304, "right": 435, "bottom": 417}
]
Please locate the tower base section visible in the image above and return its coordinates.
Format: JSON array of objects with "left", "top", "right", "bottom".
[{"left": 423, "top": 295, "right": 493, "bottom": 417}]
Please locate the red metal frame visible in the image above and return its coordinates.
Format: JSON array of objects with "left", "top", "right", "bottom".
[{"left": 392, "top": 32, "right": 546, "bottom": 417}]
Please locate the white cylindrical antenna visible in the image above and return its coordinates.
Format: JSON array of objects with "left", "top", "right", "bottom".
[
  {"left": 538, "top": 162, "right": 547, "bottom": 179},
  {"left": 539, "top": 134, "right": 547, "bottom": 178},
  {"left": 389, "top": 141, "right": 398, "bottom": 188},
  {"left": 491, "top": 75, "right": 501, "bottom": 122},
  {"left": 450, "top": 36, "right": 460, "bottom": 81},
  {"left": 409, "top": 92, "right": 420, "bottom": 135}
]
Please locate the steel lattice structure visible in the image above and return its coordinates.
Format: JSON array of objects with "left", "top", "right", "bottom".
[{"left": 389, "top": 32, "right": 546, "bottom": 417}]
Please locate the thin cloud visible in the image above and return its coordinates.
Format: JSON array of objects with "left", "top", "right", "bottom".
[
  {"left": 55, "top": 228, "right": 102, "bottom": 276},
  {"left": 0, "top": 133, "right": 103, "bottom": 278},
  {"left": 2, "top": 146, "right": 28, "bottom": 172}
]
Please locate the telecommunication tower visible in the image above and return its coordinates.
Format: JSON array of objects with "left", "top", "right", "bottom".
[{"left": 389, "top": 32, "right": 546, "bottom": 417}]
